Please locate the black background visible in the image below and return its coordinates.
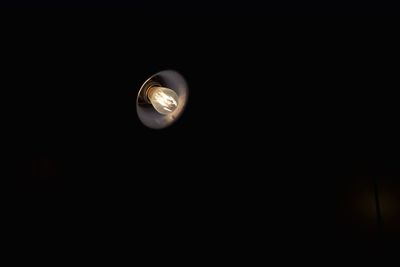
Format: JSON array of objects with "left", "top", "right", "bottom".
[
  {"left": 1, "top": 0, "right": 399, "bottom": 15},
  {"left": 4, "top": 5, "right": 399, "bottom": 262}
]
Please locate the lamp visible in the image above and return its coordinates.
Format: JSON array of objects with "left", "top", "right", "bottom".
[{"left": 137, "top": 70, "right": 188, "bottom": 129}]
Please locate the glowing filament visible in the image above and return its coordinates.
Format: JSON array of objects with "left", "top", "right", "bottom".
[{"left": 148, "top": 86, "right": 179, "bottom": 115}]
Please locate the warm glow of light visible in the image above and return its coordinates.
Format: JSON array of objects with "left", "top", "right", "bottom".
[{"left": 148, "top": 86, "right": 179, "bottom": 115}]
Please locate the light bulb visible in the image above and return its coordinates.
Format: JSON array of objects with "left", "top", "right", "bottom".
[
  {"left": 147, "top": 86, "right": 179, "bottom": 115},
  {"left": 137, "top": 70, "right": 188, "bottom": 129}
]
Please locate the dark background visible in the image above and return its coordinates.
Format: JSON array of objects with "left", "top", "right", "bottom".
[
  {"left": 4, "top": 5, "right": 399, "bottom": 261},
  {"left": 1, "top": 0, "right": 399, "bottom": 15}
]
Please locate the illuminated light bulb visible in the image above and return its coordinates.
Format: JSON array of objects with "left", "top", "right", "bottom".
[
  {"left": 147, "top": 86, "right": 179, "bottom": 115},
  {"left": 136, "top": 70, "right": 188, "bottom": 129}
]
